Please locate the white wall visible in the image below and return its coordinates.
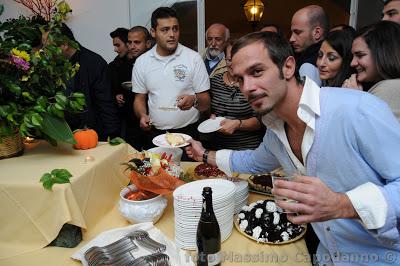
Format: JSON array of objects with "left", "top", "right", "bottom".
[{"left": 0, "top": 0, "right": 131, "bottom": 63}]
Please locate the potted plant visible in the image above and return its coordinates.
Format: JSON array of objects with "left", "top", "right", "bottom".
[{"left": 0, "top": 1, "right": 85, "bottom": 158}]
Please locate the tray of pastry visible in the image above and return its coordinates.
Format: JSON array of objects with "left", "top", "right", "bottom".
[
  {"left": 234, "top": 199, "right": 306, "bottom": 244},
  {"left": 248, "top": 168, "right": 285, "bottom": 196}
]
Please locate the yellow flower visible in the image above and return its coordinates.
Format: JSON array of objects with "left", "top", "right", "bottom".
[{"left": 11, "top": 48, "right": 30, "bottom": 62}]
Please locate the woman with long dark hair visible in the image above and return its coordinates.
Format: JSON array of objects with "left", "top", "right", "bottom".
[{"left": 316, "top": 29, "right": 355, "bottom": 87}]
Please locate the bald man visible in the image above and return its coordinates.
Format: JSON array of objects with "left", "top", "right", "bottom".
[
  {"left": 382, "top": 0, "right": 400, "bottom": 24},
  {"left": 203, "top": 23, "right": 230, "bottom": 77},
  {"left": 290, "top": 5, "right": 329, "bottom": 86}
]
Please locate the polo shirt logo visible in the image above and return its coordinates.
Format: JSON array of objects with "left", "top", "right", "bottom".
[{"left": 173, "top": 64, "right": 188, "bottom": 81}]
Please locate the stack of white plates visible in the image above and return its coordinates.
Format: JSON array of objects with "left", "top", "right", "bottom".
[
  {"left": 224, "top": 177, "right": 249, "bottom": 214},
  {"left": 173, "top": 179, "right": 236, "bottom": 250}
]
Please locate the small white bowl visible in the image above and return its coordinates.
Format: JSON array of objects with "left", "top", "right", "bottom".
[{"left": 119, "top": 184, "right": 167, "bottom": 224}]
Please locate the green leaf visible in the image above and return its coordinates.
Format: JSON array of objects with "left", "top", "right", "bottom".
[
  {"left": 76, "top": 97, "right": 85, "bottom": 106},
  {"left": 0, "top": 105, "right": 9, "bottom": 117},
  {"left": 33, "top": 105, "right": 46, "bottom": 113},
  {"left": 72, "top": 92, "right": 85, "bottom": 98},
  {"left": 41, "top": 113, "right": 76, "bottom": 144},
  {"left": 55, "top": 93, "right": 67, "bottom": 105},
  {"left": 42, "top": 179, "right": 54, "bottom": 190},
  {"left": 54, "top": 102, "right": 64, "bottom": 111},
  {"left": 51, "top": 169, "right": 72, "bottom": 180},
  {"left": 40, "top": 173, "right": 52, "bottom": 182},
  {"left": 7, "top": 83, "right": 21, "bottom": 95},
  {"left": 39, "top": 169, "right": 73, "bottom": 190},
  {"left": 108, "top": 137, "right": 126, "bottom": 146},
  {"left": 22, "top": 92, "right": 35, "bottom": 101},
  {"left": 31, "top": 113, "right": 43, "bottom": 127}
]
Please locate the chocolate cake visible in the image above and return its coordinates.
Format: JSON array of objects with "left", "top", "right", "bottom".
[
  {"left": 249, "top": 174, "right": 273, "bottom": 194},
  {"left": 237, "top": 199, "right": 305, "bottom": 243}
]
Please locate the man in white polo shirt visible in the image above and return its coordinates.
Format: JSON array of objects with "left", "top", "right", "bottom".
[{"left": 132, "top": 7, "right": 210, "bottom": 150}]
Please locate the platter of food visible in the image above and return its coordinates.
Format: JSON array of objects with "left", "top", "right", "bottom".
[
  {"left": 234, "top": 199, "right": 306, "bottom": 245},
  {"left": 152, "top": 133, "right": 191, "bottom": 148},
  {"left": 248, "top": 168, "right": 285, "bottom": 196},
  {"left": 183, "top": 163, "right": 239, "bottom": 182}
]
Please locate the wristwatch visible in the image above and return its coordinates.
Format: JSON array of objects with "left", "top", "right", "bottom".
[{"left": 193, "top": 94, "right": 199, "bottom": 108}]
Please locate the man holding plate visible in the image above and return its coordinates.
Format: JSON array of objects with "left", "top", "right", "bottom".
[
  {"left": 132, "top": 7, "right": 210, "bottom": 152},
  {"left": 186, "top": 31, "right": 400, "bottom": 265}
]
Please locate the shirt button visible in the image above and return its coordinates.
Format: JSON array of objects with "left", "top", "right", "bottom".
[
  {"left": 333, "top": 252, "right": 338, "bottom": 257},
  {"left": 326, "top": 227, "right": 331, "bottom": 231}
]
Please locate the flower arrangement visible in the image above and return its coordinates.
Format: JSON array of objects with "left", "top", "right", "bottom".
[
  {"left": 123, "top": 151, "right": 185, "bottom": 198},
  {"left": 0, "top": 1, "right": 84, "bottom": 145},
  {"left": 127, "top": 151, "right": 180, "bottom": 177}
]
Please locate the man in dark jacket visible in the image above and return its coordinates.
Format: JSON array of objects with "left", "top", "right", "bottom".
[
  {"left": 60, "top": 24, "right": 120, "bottom": 141},
  {"left": 289, "top": 5, "right": 329, "bottom": 85},
  {"left": 108, "top": 26, "right": 152, "bottom": 150}
]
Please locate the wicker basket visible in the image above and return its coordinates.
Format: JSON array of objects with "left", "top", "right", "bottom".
[{"left": 0, "top": 132, "right": 24, "bottom": 159}]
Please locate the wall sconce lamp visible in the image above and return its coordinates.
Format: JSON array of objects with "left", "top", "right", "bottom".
[{"left": 243, "top": 0, "right": 265, "bottom": 31}]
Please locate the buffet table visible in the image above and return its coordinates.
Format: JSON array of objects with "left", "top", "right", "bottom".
[{"left": 0, "top": 142, "right": 311, "bottom": 266}]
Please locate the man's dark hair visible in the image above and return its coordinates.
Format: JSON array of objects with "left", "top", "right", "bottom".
[
  {"left": 308, "top": 6, "right": 330, "bottom": 38},
  {"left": 383, "top": 0, "right": 399, "bottom": 6},
  {"left": 232, "top": 31, "right": 299, "bottom": 81},
  {"left": 60, "top": 23, "right": 76, "bottom": 41},
  {"left": 323, "top": 30, "right": 355, "bottom": 86},
  {"left": 151, "top": 7, "right": 178, "bottom": 29},
  {"left": 259, "top": 23, "right": 283, "bottom": 37},
  {"left": 110, "top": 27, "right": 129, "bottom": 43},
  {"left": 330, "top": 24, "right": 355, "bottom": 35},
  {"left": 129, "top": 26, "right": 151, "bottom": 41},
  {"left": 355, "top": 20, "right": 400, "bottom": 80}
]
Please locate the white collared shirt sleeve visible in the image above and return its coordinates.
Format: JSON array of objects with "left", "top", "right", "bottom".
[
  {"left": 216, "top": 149, "right": 233, "bottom": 176},
  {"left": 346, "top": 182, "right": 388, "bottom": 229}
]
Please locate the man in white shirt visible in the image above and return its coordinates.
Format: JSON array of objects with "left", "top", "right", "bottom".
[
  {"left": 186, "top": 31, "right": 400, "bottom": 265},
  {"left": 132, "top": 7, "right": 210, "bottom": 150}
]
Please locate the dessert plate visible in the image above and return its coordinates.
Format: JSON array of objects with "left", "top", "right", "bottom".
[
  {"left": 152, "top": 133, "right": 191, "bottom": 148},
  {"left": 197, "top": 117, "right": 225, "bottom": 133},
  {"left": 234, "top": 199, "right": 306, "bottom": 245},
  {"left": 121, "top": 81, "right": 132, "bottom": 90},
  {"left": 234, "top": 217, "right": 306, "bottom": 245}
]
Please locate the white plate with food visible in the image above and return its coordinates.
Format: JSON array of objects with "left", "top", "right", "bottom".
[
  {"left": 152, "top": 133, "right": 191, "bottom": 148},
  {"left": 121, "top": 81, "right": 132, "bottom": 90},
  {"left": 197, "top": 117, "right": 225, "bottom": 133}
]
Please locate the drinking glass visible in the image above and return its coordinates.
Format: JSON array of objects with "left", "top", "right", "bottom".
[{"left": 272, "top": 170, "right": 300, "bottom": 213}]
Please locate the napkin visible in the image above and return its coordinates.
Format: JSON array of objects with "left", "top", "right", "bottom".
[{"left": 71, "top": 222, "right": 194, "bottom": 266}]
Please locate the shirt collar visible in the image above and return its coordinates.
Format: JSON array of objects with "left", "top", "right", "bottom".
[
  {"left": 262, "top": 76, "right": 321, "bottom": 129},
  {"left": 150, "top": 43, "right": 183, "bottom": 60}
]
